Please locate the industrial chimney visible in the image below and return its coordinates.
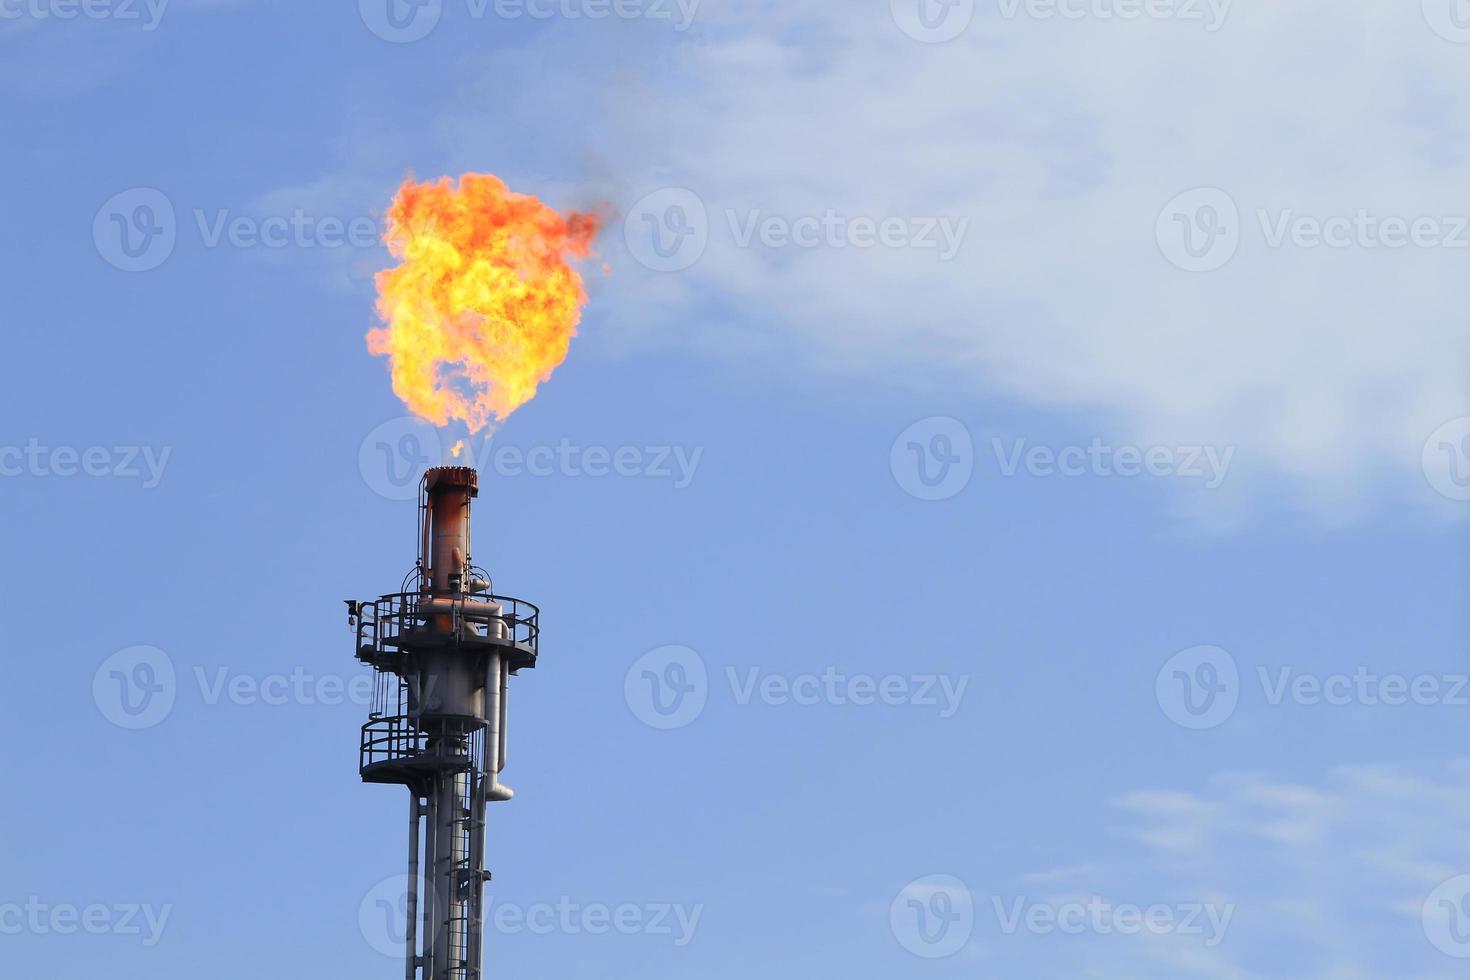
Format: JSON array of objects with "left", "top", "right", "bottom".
[{"left": 348, "top": 466, "right": 539, "bottom": 980}]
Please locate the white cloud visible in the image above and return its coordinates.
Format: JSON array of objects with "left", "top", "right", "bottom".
[
  {"left": 929, "top": 763, "right": 1466, "bottom": 976},
  {"left": 229, "top": 0, "right": 1470, "bottom": 518},
  {"left": 583, "top": 0, "right": 1470, "bottom": 516},
  {"left": 1018, "top": 762, "right": 1470, "bottom": 977}
]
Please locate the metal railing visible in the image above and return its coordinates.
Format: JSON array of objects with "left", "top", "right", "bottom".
[
  {"left": 360, "top": 716, "right": 484, "bottom": 775},
  {"left": 360, "top": 715, "right": 429, "bottom": 771},
  {"left": 358, "top": 592, "right": 539, "bottom": 660}
]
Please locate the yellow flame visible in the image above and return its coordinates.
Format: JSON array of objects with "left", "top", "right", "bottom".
[{"left": 368, "top": 173, "right": 600, "bottom": 434}]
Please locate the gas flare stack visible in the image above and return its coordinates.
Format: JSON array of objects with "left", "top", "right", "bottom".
[{"left": 347, "top": 466, "right": 539, "bottom": 980}]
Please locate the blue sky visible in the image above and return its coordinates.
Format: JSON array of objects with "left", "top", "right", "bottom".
[{"left": 2, "top": 1, "right": 1469, "bottom": 977}]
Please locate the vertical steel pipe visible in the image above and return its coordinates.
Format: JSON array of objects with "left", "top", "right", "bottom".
[
  {"left": 405, "top": 793, "right": 421, "bottom": 980},
  {"left": 421, "top": 787, "right": 438, "bottom": 972}
]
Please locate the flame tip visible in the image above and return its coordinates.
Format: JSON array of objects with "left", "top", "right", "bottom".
[{"left": 368, "top": 171, "right": 597, "bottom": 431}]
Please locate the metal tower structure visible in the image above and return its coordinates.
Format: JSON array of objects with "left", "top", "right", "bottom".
[{"left": 347, "top": 467, "right": 539, "bottom": 980}]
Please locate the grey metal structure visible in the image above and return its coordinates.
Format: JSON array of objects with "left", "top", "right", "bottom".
[{"left": 348, "top": 467, "right": 539, "bottom": 980}]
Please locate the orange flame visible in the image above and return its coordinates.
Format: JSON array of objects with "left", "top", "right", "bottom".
[{"left": 368, "top": 173, "right": 600, "bottom": 434}]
